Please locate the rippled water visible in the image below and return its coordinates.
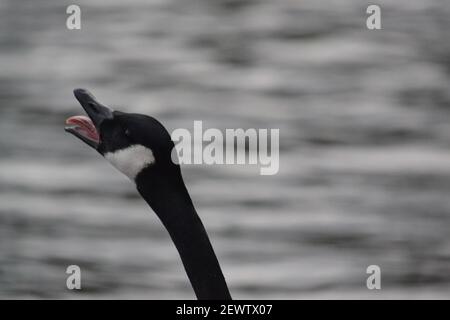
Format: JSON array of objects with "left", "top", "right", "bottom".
[{"left": 1, "top": 0, "right": 450, "bottom": 299}]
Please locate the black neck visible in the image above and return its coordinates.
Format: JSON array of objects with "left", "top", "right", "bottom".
[{"left": 136, "top": 166, "right": 231, "bottom": 300}]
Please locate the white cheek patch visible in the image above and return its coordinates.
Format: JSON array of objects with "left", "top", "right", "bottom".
[{"left": 104, "top": 145, "right": 155, "bottom": 180}]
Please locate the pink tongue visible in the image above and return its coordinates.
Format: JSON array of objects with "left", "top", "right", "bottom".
[{"left": 66, "top": 115, "right": 100, "bottom": 142}]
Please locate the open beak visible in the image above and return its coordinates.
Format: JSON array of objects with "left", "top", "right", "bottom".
[{"left": 65, "top": 88, "right": 113, "bottom": 149}]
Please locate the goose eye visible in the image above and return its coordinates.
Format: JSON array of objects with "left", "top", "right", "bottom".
[{"left": 124, "top": 128, "right": 131, "bottom": 137}]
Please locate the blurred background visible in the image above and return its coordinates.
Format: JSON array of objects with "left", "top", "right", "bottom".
[{"left": 1, "top": 0, "right": 450, "bottom": 299}]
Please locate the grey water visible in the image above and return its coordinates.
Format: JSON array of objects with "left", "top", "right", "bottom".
[{"left": 1, "top": 0, "right": 450, "bottom": 299}]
